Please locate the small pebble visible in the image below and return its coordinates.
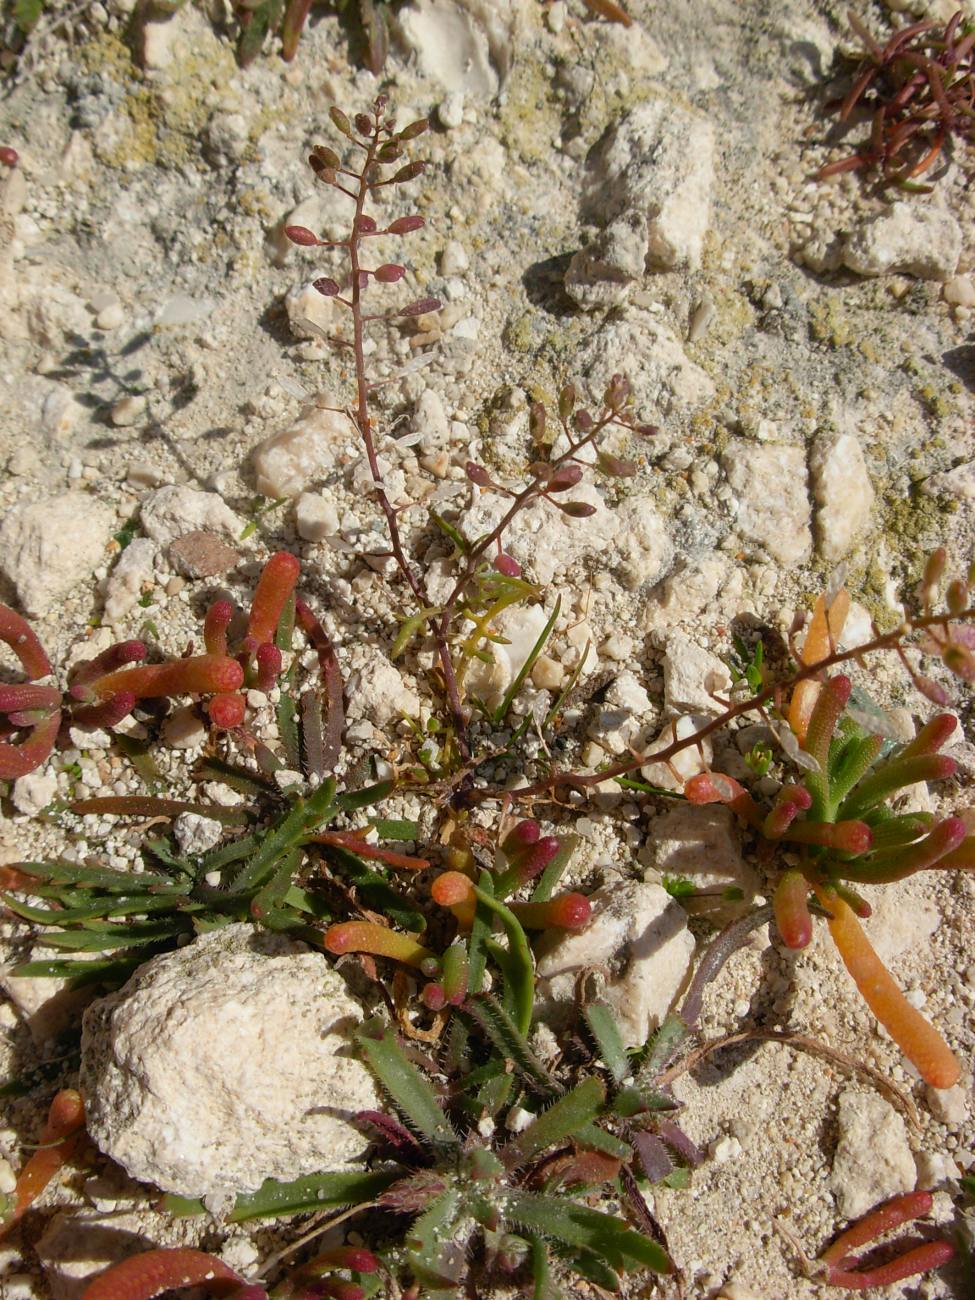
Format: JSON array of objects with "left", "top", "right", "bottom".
[
  {"left": 96, "top": 302, "right": 124, "bottom": 330},
  {"left": 110, "top": 395, "right": 146, "bottom": 427},
  {"left": 440, "top": 240, "right": 469, "bottom": 276},
  {"left": 944, "top": 274, "right": 975, "bottom": 307},
  {"left": 437, "top": 92, "right": 465, "bottom": 130}
]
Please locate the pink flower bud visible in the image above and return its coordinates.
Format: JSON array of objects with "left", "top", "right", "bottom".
[
  {"left": 354, "top": 112, "right": 373, "bottom": 136},
  {"left": 387, "top": 215, "right": 425, "bottom": 234},
  {"left": 374, "top": 263, "right": 406, "bottom": 283},
  {"left": 494, "top": 553, "right": 521, "bottom": 577},
  {"left": 284, "top": 225, "right": 319, "bottom": 246},
  {"left": 313, "top": 277, "right": 340, "bottom": 297}
]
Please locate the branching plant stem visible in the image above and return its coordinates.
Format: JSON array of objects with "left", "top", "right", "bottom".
[{"left": 474, "top": 605, "right": 975, "bottom": 805}]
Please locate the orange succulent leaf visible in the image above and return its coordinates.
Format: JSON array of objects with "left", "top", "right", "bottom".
[
  {"left": 788, "top": 589, "right": 850, "bottom": 744},
  {"left": 0, "top": 1089, "right": 85, "bottom": 1236},
  {"left": 814, "top": 887, "right": 960, "bottom": 1088}
]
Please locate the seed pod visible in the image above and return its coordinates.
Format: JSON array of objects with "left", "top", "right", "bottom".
[
  {"left": 355, "top": 215, "right": 378, "bottom": 234},
  {"left": 313, "top": 277, "right": 340, "bottom": 297},
  {"left": 466, "top": 461, "right": 493, "bottom": 486},
  {"left": 374, "top": 263, "right": 406, "bottom": 283},
  {"left": 311, "top": 144, "right": 340, "bottom": 169},
  {"left": 572, "top": 409, "right": 594, "bottom": 432},
  {"left": 378, "top": 141, "right": 402, "bottom": 163},
  {"left": 557, "top": 501, "right": 598, "bottom": 518},
  {"left": 390, "top": 160, "right": 426, "bottom": 184},
  {"left": 558, "top": 384, "right": 576, "bottom": 421},
  {"left": 0, "top": 147, "right": 17, "bottom": 167},
  {"left": 529, "top": 401, "right": 546, "bottom": 442},
  {"left": 946, "top": 579, "right": 969, "bottom": 615},
  {"left": 284, "top": 225, "right": 319, "bottom": 246},
  {"left": 598, "top": 451, "right": 638, "bottom": 477},
  {"left": 398, "top": 297, "right": 442, "bottom": 317},
  {"left": 329, "top": 106, "right": 353, "bottom": 137},
  {"left": 604, "top": 372, "right": 629, "bottom": 408},
  {"left": 494, "top": 552, "right": 521, "bottom": 577},
  {"left": 387, "top": 214, "right": 424, "bottom": 234},
  {"left": 546, "top": 464, "right": 583, "bottom": 492},
  {"left": 399, "top": 118, "right": 429, "bottom": 140},
  {"left": 354, "top": 112, "right": 373, "bottom": 136}
]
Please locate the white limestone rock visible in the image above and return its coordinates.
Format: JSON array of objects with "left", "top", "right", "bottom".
[
  {"left": 102, "top": 537, "right": 158, "bottom": 624},
  {"left": 662, "top": 633, "right": 731, "bottom": 714},
  {"left": 464, "top": 603, "right": 553, "bottom": 714},
  {"left": 398, "top": 0, "right": 523, "bottom": 96},
  {"left": 610, "top": 496, "right": 673, "bottom": 592},
  {"left": 536, "top": 880, "right": 695, "bottom": 1047},
  {"left": 641, "top": 715, "right": 714, "bottom": 791},
  {"left": 579, "top": 99, "right": 715, "bottom": 272},
  {"left": 11, "top": 769, "right": 57, "bottom": 816},
  {"left": 173, "top": 812, "right": 223, "bottom": 857},
  {"left": 574, "top": 312, "right": 715, "bottom": 414},
  {"left": 80, "top": 925, "right": 380, "bottom": 1201},
  {"left": 0, "top": 492, "right": 112, "bottom": 617},
  {"left": 653, "top": 554, "right": 745, "bottom": 625},
  {"left": 921, "top": 461, "right": 975, "bottom": 500},
  {"left": 285, "top": 281, "right": 337, "bottom": 340},
  {"left": 926, "top": 1083, "right": 969, "bottom": 1125},
  {"left": 809, "top": 431, "right": 874, "bottom": 561},
  {"left": 647, "top": 803, "right": 759, "bottom": 918},
  {"left": 140, "top": 486, "right": 242, "bottom": 547},
  {"left": 831, "top": 1088, "right": 915, "bottom": 1219},
  {"left": 346, "top": 646, "right": 421, "bottom": 727},
  {"left": 252, "top": 405, "right": 357, "bottom": 500},
  {"left": 565, "top": 211, "right": 649, "bottom": 310},
  {"left": 843, "top": 202, "right": 961, "bottom": 281},
  {"left": 460, "top": 482, "right": 620, "bottom": 587},
  {"left": 722, "top": 443, "right": 811, "bottom": 566},
  {"left": 295, "top": 492, "right": 340, "bottom": 542},
  {"left": 589, "top": 670, "right": 653, "bottom": 755},
  {"left": 412, "top": 388, "right": 451, "bottom": 455}
]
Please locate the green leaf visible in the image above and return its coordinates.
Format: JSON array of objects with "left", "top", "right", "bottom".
[
  {"left": 500, "top": 1077, "right": 605, "bottom": 1169},
  {"left": 530, "top": 834, "right": 578, "bottom": 904},
  {"left": 574, "top": 1123, "right": 632, "bottom": 1160},
  {"left": 493, "top": 596, "right": 560, "bottom": 723},
  {"left": 35, "top": 921, "right": 186, "bottom": 952},
  {"left": 335, "top": 779, "right": 394, "bottom": 812},
  {"left": 162, "top": 1169, "right": 396, "bottom": 1222},
  {"left": 636, "top": 1013, "right": 688, "bottom": 1083},
  {"left": 11, "top": 956, "right": 153, "bottom": 988},
  {"left": 9, "top": 860, "right": 179, "bottom": 893},
  {"left": 372, "top": 818, "right": 419, "bottom": 841},
  {"left": 406, "top": 1188, "right": 465, "bottom": 1285},
  {"left": 529, "top": 1236, "right": 565, "bottom": 1300},
  {"left": 355, "top": 1020, "right": 458, "bottom": 1151},
  {"left": 13, "top": 0, "right": 44, "bottom": 32},
  {"left": 463, "top": 994, "right": 559, "bottom": 1098},
  {"left": 661, "top": 1166, "right": 691, "bottom": 1189},
  {"left": 250, "top": 848, "right": 301, "bottom": 923},
  {"left": 430, "top": 511, "right": 469, "bottom": 555},
  {"left": 504, "top": 1194, "right": 672, "bottom": 1273},
  {"left": 391, "top": 607, "right": 438, "bottom": 660},
  {"left": 584, "top": 1002, "right": 629, "bottom": 1084},
  {"left": 277, "top": 693, "right": 301, "bottom": 770}
]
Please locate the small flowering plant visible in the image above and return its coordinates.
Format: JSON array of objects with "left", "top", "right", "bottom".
[
  {"left": 284, "top": 96, "right": 656, "bottom": 764},
  {"left": 684, "top": 585, "right": 974, "bottom": 1089}
]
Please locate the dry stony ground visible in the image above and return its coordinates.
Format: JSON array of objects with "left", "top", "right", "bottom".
[{"left": 0, "top": 0, "right": 975, "bottom": 1296}]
